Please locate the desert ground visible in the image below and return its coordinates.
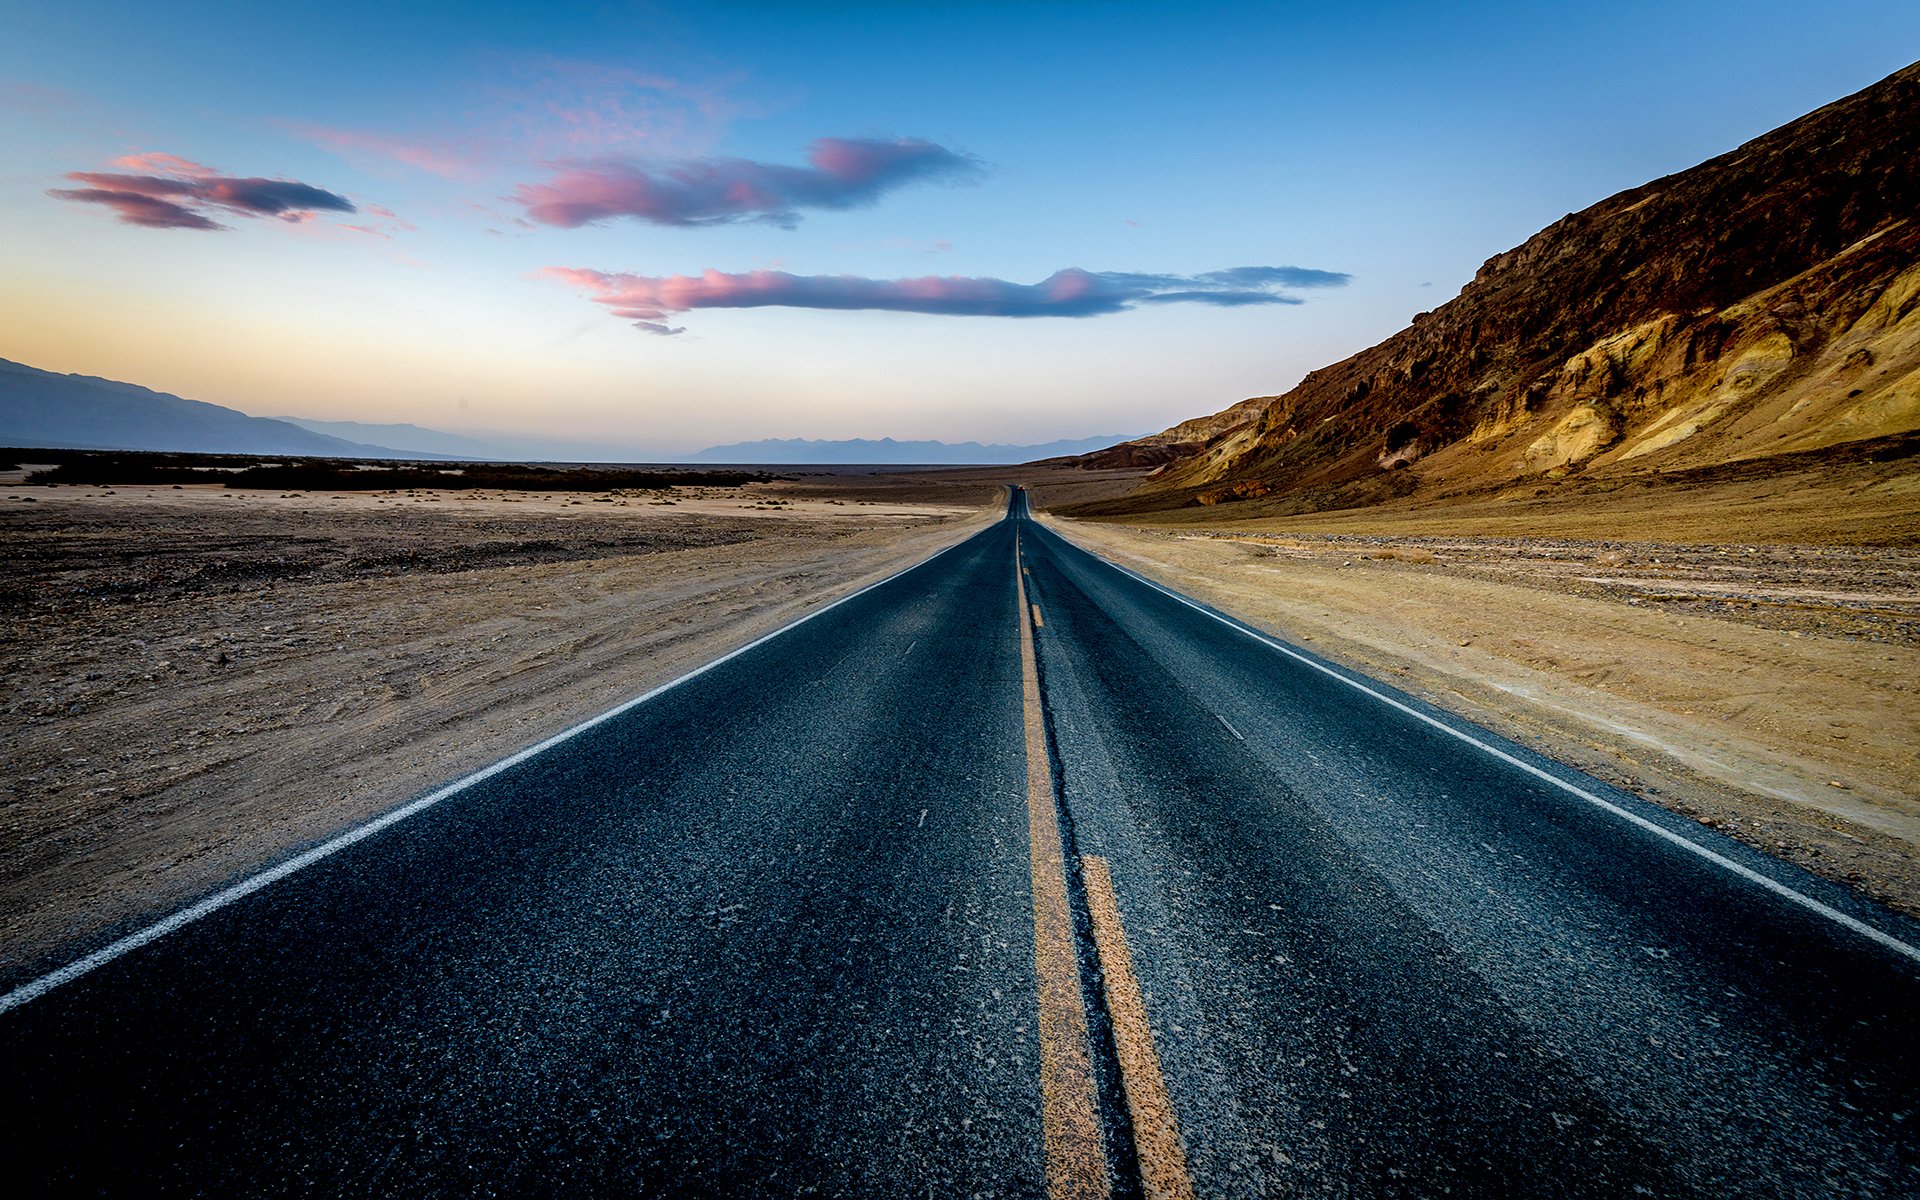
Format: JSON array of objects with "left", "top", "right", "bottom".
[
  {"left": 1027, "top": 457, "right": 1920, "bottom": 918},
  {"left": 5, "top": 457, "right": 1918, "bottom": 981},
  {"left": 0, "top": 475, "right": 1000, "bottom": 977}
]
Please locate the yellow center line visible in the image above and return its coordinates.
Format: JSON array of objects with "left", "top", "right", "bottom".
[
  {"left": 1032, "top": 603, "right": 1045, "bottom": 628},
  {"left": 1017, "top": 533, "right": 1110, "bottom": 1200},
  {"left": 1081, "top": 856, "right": 1197, "bottom": 1200}
]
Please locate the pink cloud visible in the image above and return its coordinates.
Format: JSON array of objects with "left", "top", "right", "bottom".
[
  {"left": 110, "top": 151, "right": 218, "bottom": 178},
  {"left": 516, "top": 137, "right": 981, "bottom": 229},
  {"left": 332, "top": 202, "right": 419, "bottom": 240},
  {"left": 294, "top": 126, "right": 486, "bottom": 180},
  {"left": 49, "top": 154, "right": 357, "bottom": 230},
  {"left": 363, "top": 204, "right": 419, "bottom": 233},
  {"left": 544, "top": 262, "right": 1344, "bottom": 334}
]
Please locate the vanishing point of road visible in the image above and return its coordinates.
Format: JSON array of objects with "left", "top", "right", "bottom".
[{"left": 4, "top": 490, "right": 1917, "bottom": 1197}]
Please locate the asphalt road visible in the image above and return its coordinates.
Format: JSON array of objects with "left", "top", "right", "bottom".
[{"left": 4, "top": 490, "right": 1917, "bottom": 1197}]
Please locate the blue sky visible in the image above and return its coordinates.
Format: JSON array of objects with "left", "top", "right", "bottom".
[{"left": 3, "top": 1, "right": 1915, "bottom": 456}]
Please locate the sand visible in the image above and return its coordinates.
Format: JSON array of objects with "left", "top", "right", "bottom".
[
  {"left": 0, "top": 482, "right": 1000, "bottom": 979},
  {"left": 1043, "top": 516, "right": 1920, "bottom": 917}
]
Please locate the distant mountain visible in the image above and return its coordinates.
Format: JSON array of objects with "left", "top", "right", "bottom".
[
  {"left": 273, "top": 416, "right": 508, "bottom": 460},
  {"left": 0, "top": 358, "right": 412, "bottom": 458},
  {"left": 0, "top": 355, "right": 1139, "bottom": 466},
  {"left": 687, "top": 435, "right": 1139, "bottom": 465},
  {"left": 1073, "top": 60, "right": 1920, "bottom": 512}
]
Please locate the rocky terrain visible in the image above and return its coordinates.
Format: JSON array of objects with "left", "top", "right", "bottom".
[{"left": 1068, "top": 61, "right": 1920, "bottom": 517}]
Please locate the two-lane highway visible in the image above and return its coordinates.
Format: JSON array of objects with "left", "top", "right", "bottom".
[
  {"left": 3, "top": 489, "right": 1917, "bottom": 1197},
  {"left": 1019, "top": 504, "right": 1920, "bottom": 1196}
]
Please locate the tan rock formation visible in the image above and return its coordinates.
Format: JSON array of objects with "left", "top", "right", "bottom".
[{"left": 1066, "top": 61, "right": 1920, "bottom": 517}]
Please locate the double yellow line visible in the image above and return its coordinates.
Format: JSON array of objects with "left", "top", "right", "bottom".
[{"left": 1016, "top": 532, "right": 1195, "bottom": 1200}]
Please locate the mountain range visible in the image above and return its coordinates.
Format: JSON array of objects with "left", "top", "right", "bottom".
[
  {"left": 0, "top": 358, "right": 414, "bottom": 458},
  {"left": 0, "top": 357, "right": 1132, "bottom": 465},
  {"left": 1071, "top": 60, "right": 1920, "bottom": 514}
]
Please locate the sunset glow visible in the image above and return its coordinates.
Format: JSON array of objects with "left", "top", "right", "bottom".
[{"left": 3, "top": 1, "right": 1915, "bottom": 457}]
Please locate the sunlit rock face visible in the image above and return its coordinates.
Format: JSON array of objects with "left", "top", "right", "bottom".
[{"left": 1073, "top": 61, "right": 1920, "bottom": 513}]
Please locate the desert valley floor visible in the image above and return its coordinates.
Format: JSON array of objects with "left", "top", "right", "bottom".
[{"left": 3, "top": 465, "right": 1916, "bottom": 981}]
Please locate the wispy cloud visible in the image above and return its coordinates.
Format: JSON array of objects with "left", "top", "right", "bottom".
[
  {"left": 340, "top": 204, "right": 421, "bottom": 240},
  {"left": 293, "top": 127, "right": 487, "bottom": 180},
  {"left": 106, "top": 151, "right": 214, "bottom": 177},
  {"left": 501, "top": 60, "right": 744, "bottom": 157},
  {"left": 517, "top": 137, "right": 981, "bottom": 229},
  {"left": 49, "top": 153, "right": 356, "bottom": 231},
  {"left": 544, "top": 264, "right": 1349, "bottom": 334},
  {"left": 292, "top": 58, "right": 743, "bottom": 183}
]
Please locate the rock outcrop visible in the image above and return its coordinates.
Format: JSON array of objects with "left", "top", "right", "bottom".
[{"left": 1077, "top": 61, "right": 1920, "bottom": 513}]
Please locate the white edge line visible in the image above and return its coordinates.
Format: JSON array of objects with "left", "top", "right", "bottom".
[
  {"left": 0, "top": 526, "right": 990, "bottom": 1016},
  {"left": 1041, "top": 525, "right": 1920, "bottom": 967}
]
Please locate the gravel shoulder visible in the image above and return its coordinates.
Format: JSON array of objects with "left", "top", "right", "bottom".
[
  {"left": 1042, "top": 516, "right": 1920, "bottom": 918},
  {"left": 0, "top": 483, "right": 999, "bottom": 979}
]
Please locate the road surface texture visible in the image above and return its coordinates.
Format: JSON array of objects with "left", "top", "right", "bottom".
[{"left": 4, "top": 490, "right": 1917, "bottom": 1197}]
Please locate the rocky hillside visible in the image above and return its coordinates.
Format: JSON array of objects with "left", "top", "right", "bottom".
[
  {"left": 1078, "top": 61, "right": 1920, "bottom": 512},
  {"left": 1047, "top": 397, "right": 1270, "bottom": 470}
]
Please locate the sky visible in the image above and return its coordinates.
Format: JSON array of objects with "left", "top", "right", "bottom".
[{"left": 3, "top": 1, "right": 1917, "bottom": 458}]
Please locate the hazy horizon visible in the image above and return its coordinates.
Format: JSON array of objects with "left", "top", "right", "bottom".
[{"left": 277, "top": 411, "right": 1144, "bottom": 464}]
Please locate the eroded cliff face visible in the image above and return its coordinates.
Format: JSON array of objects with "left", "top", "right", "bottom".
[
  {"left": 1099, "top": 61, "right": 1920, "bottom": 511},
  {"left": 1061, "top": 396, "right": 1270, "bottom": 471}
]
